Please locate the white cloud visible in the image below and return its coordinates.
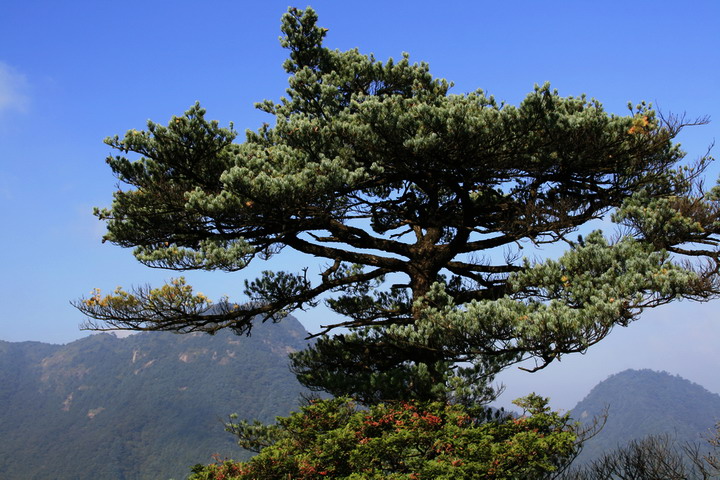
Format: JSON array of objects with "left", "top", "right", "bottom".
[{"left": 0, "top": 62, "right": 29, "bottom": 114}]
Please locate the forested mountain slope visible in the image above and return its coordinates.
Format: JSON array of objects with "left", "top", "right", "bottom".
[
  {"left": 571, "top": 369, "right": 720, "bottom": 463},
  {"left": 4, "top": 329, "right": 719, "bottom": 479},
  {"left": 0, "top": 317, "right": 310, "bottom": 480}
]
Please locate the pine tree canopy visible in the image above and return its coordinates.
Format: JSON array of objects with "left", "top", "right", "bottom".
[{"left": 76, "top": 7, "right": 719, "bottom": 402}]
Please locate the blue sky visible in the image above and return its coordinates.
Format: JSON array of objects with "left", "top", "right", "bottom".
[{"left": 1, "top": 0, "right": 718, "bottom": 410}]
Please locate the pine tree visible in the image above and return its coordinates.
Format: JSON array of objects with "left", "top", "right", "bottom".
[{"left": 76, "top": 7, "right": 719, "bottom": 404}]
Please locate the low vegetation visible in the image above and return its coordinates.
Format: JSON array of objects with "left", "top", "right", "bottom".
[{"left": 190, "top": 395, "right": 577, "bottom": 480}]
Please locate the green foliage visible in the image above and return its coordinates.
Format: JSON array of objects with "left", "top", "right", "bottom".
[
  {"left": 73, "top": 6, "right": 720, "bottom": 477},
  {"left": 190, "top": 395, "right": 577, "bottom": 480},
  {"left": 76, "top": 6, "right": 719, "bottom": 404}
]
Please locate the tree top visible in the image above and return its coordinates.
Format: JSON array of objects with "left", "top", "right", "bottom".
[{"left": 76, "top": 7, "right": 719, "bottom": 402}]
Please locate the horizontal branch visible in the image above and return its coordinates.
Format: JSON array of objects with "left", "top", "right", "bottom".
[{"left": 284, "top": 234, "right": 408, "bottom": 271}]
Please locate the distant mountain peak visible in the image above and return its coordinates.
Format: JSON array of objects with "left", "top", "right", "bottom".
[
  {"left": 571, "top": 369, "right": 720, "bottom": 463},
  {"left": 0, "top": 315, "right": 311, "bottom": 480}
]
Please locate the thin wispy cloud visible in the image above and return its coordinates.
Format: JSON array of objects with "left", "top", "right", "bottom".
[{"left": 0, "top": 61, "right": 29, "bottom": 114}]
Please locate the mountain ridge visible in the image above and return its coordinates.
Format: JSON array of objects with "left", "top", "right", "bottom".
[
  {"left": 571, "top": 368, "right": 720, "bottom": 463},
  {"left": 3, "top": 325, "right": 719, "bottom": 478},
  {"left": 0, "top": 317, "right": 312, "bottom": 480}
]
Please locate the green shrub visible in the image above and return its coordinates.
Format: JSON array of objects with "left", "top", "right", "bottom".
[{"left": 189, "top": 395, "right": 577, "bottom": 480}]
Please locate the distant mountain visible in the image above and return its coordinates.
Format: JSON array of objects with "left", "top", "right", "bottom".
[
  {"left": 0, "top": 317, "right": 311, "bottom": 480},
  {"left": 571, "top": 369, "right": 720, "bottom": 463},
  {"left": 6, "top": 336, "right": 717, "bottom": 480}
]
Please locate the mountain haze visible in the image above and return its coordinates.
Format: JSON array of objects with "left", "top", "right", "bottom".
[
  {"left": 571, "top": 369, "right": 720, "bottom": 463},
  {"left": 0, "top": 317, "right": 311, "bottom": 480},
  {"left": 4, "top": 328, "right": 720, "bottom": 479}
]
